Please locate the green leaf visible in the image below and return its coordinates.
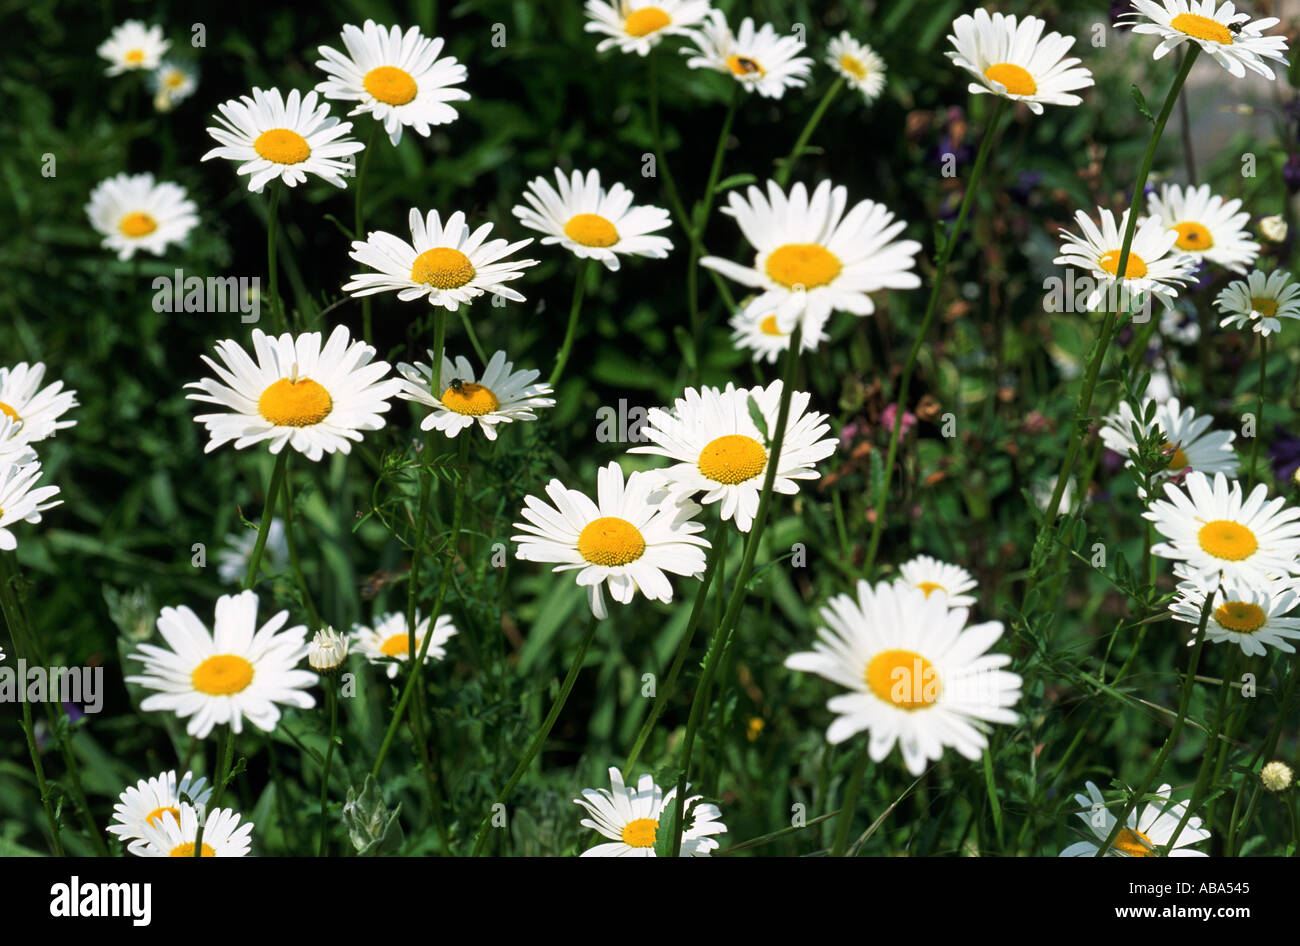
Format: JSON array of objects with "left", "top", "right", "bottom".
[
  {"left": 1130, "top": 84, "right": 1154, "bottom": 124},
  {"left": 714, "top": 173, "right": 757, "bottom": 193},
  {"left": 341, "top": 775, "right": 404, "bottom": 856},
  {"left": 747, "top": 395, "right": 770, "bottom": 443}
]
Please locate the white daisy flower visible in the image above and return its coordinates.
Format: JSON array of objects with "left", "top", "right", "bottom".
[
  {"left": 784, "top": 581, "right": 1021, "bottom": 776},
  {"left": 1215, "top": 269, "right": 1300, "bottom": 337},
  {"left": 584, "top": 0, "right": 712, "bottom": 57},
  {"left": 315, "top": 20, "right": 469, "bottom": 147},
  {"left": 684, "top": 12, "right": 813, "bottom": 99},
  {"left": 186, "top": 324, "right": 403, "bottom": 462},
  {"left": 216, "top": 518, "right": 289, "bottom": 585},
  {"left": 512, "top": 168, "right": 672, "bottom": 272},
  {"left": 1120, "top": 0, "right": 1289, "bottom": 80},
  {"left": 1145, "top": 184, "right": 1259, "bottom": 273},
  {"left": 512, "top": 461, "right": 710, "bottom": 620},
  {"left": 351, "top": 612, "right": 457, "bottom": 679},
  {"left": 85, "top": 172, "right": 198, "bottom": 262},
  {"left": 1171, "top": 574, "right": 1300, "bottom": 657},
  {"left": 1054, "top": 206, "right": 1197, "bottom": 310},
  {"left": 827, "top": 32, "right": 886, "bottom": 104},
  {"left": 1144, "top": 471, "right": 1300, "bottom": 588},
  {"left": 396, "top": 349, "right": 554, "bottom": 441},
  {"left": 1100, "top": 396, "right": 1239, "bottom": 481},
  {"left": 1060, "top": 781, "right": 1209, "bottom": 857},
  {"left": 946, "top": 9, "right": 1094, "bottom": 115},
  {"left": 307, "top": 627, "right": 350, "bottom": 673},
  {"left": 0, "top": 461, "right": 61, "bottom": 551},
  {"left": 1160, "top": 305, "right": 1200, "bottom": 344},
  {"left": 0, "top": 418, "right": 35, "bottom": 467},
  {"left": 108, "top": 770, "right": 212, "bottom": 856},
  {"left": 1259, "top": 215, "right": 1287, "bottom": 243},
  {"left": 98, "top": 20, "right": 169, "bottom": 76},
  {"left": 135, "top": 804, "right": 253, "bottom": 858},
  {"left": 702, "top": 179, "right": 921, "bottom": 334},
  {"left": 729, "top": 303, "right": 830, "bottom": 363},
  {"left": 126, "top": 590, "right": 317, "bottom": 739},
  {"left": 574, "top": 766, "right": 727, "bottom": 856},
  {"left": 895, "top": 555, "right": 978, "bottom": 608},
  {"left": 151, "top": 61, "right": 198, "bottom": 111},
  {"left": 628, "top": 380, "right": 836, "bottom": 532},
  {"left": 342, "top": 208, "right": 537, "bottom": 311},
  {"left": 0, "top": 362, "right": 78, "bottom": 444},
  {"left": 201, "top": 87, "right": 364, "bottom": 193}
]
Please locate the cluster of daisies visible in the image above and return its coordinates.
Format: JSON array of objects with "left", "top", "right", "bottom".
[
  {"left": 0, "top": 364, "right": 75, "bottom": 553},
  {"left": 98, "top": 19, "right": 198, "bottom": 112}
]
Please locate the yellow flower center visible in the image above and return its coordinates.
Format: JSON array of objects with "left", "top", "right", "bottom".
[
  {"left": 363, "top": 65, "right": 418, "bottom": 106},
  {"left": 0, "top": 402, "right": 18, "bottom": 421},
  {"left": 758, "top": 315, "right": 784, "bottom": 336},
  {"left": 253, "top": 128, "right": 312, "bottom": 165},
  {"left": 410, "top": 247, "right": 477, "bottom": 289},
  {"left": 190, "top": 654, "right": 255, "bottom": 696},
  {"left": 576, "top": 516, "right": 646, "bottom": 566},
  {"left": 1162, "top": 442, "right": 1189, "bottom": 470},
  {"left": 698, "top": 434, "right": 767, "bottom": 485},
  {"left": 1173, "top": 221, "right": 1214, "bottom": 251},
  {"left": 1113, "top": 827, "right": 1157, "bottom": 858},
  {"left": 839, "top": 54, "right": 867, "bottom": 80},
  {"left": 1197, "top": 520, "right": 1258, "bottom": 561},
  {"left": 119, "top": 211, "right": 158, "bottom": 237},
  {"left": 983, "top": 62, "right": 1037, "bottom": 96},
  {"left": 917, "top": 581, "right": 946, "bottom": 598},
  {"left": 146, "top": 805, "right": 181, "bottom": 827},
  {"left": 1215, "top": 600, "right": 1268, "bottom": 633},
  {"left": 746, "top": 717, "right": 764, "bottom": 740},
  {"left": 727, "top": 55, "right": 764, "bottom": 76},
  {"left": 441, "top": 382, "right": 500, "bottom": 416},
  {"left": 164, "top": 71, "right": 187, "bottom": 89},
  {"left": 1252, "top": 297, "right": 1279, "bottom": 317},
  {"left": 624, "top": 7, "right": 670, "bottom": 37},
  {"left": 169, "top": 842, "right": 216, "bottom": 857},
  {"left": 379, "top": 633, "right": 414, "bottom": 657},
  {"left": 564, "top": 213, "right": 620, "bottom": 248},
  {"left": 1170, "top": 13, "right": 1234, "bottom": 45},
  {"left": 621, "top": 817, "right": 659, "bottom": 848},
  {"left": 258, "top": 377, "right": 333, "bottom": 427},
  {"left": 765, "top": 243, "right": 843, "bottom": 290},
  {"left": 1099, "top": 250, "right": 1148, "bottom": 279},
  {"left": 124, "top": 49, "right": 146, "bottom": 64},
  {"left": 866, "top": 649, "right": 940, "bottom": 709}
]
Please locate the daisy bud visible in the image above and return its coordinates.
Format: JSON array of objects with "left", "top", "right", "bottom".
[
  {"left": 1259, "top": 215, "right": 1288, "bottom": 243},
  {"left": 1261, "top": 761, "right": 1294, "bottom": 793},
  {"left": 308, "top": 628, "right": 349, "bottom": 673}
]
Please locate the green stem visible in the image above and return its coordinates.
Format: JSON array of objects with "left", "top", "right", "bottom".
[
  {"left": 280, "top": 455, "right": 321, "bottom": 627},
  {"left": 194, "top": 727, "right": 236, "bottom": 857},
  {"left": 317, "top": 679, "right": 338, "bottom": 856},
  {"left": 1167, "top": 649, "right": 1237, "bottom": 850},
  {"left": 830, "top": 745, "right": 872, "bottom": 856},
  {"left": 244, "top": 450, "right": 289, "bottom": 590},
  {"left": 458, "top": 308, "right": 489, "bottom": 366},
  {"left": 775, "top": 77, "right": 845, "bottom": 189},
  {"left": 549, "top": 261, "right": 593, "bottom": 389},
  {"left": 266, "top": 184, "right": 285, "bottom": 333},
  {"left": 1252, "top": 334, "right": 1267, "bottom": 486},
  {"left": 355, "top": 124, "right": 376, "bottom": 344}
]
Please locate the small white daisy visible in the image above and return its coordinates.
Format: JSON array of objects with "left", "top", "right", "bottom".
[
  {"left": 307, "top": 627, "right": 350, "bottom": 673},
  {"left": 396, "top": 349, "right": 554, "bottom": 441},
  {"left": 151, "top": 61, "right": 198, "bottom": 111},
  {"left": 827, "top": 32, "right": 886, "bottom": 104},
  {"left": 202, "top": 87, "right": 364, "bottom": 193},
  {"left": 513, "top": 462, "right": 709, "bottom": 620},
  {"left": 1171, "top": 574, "right": 1300, "bottom": 657},
  {"left": 584, "top": 0, "right": 712, "bottom": 57},
  {"left": 126, "top": 590, "right": 317, "bottom": 739},
  {"left": 1145, "top": 184, "right": 1259, "bottom": 273},
  {"left": 784, "top": 581, "right": 1021, "bottom": 776},
  {"left": 946, "top": 9, "right": 1094, "bottom": 115},
  {"left": 108, "top": 770, "right": 212, "bottom": 856},
  {"left": 1259, "top": 215, "right": 1287, "bottom": 243},
  {"left": 574, "top": 767, "right": 727, "bottom": 856},
  {"left": 85, "top": 172, "right": 198, "bottom": 262},
  {"left": 98, "top": 20, "right": 169, "bottom": 76},
  {"left": 216, "top": 518, "right": 289, "bottom": 585},
  {"left": 1060, "top": 781, "right": 1208, "bottom": 857},
  {"left": 315, "top": 20, "right": 469, "bottom": 147},
  {"left": 186, "top": 324, "right": 403, "bottom": 462},
  {"left": 895, "top": 555, "right": 978, "bottom": 608},
  {"left": 351, "top": 612, "right": 457, "bottom": 679},
  {"left": 1054, "top": 206, "right": 1197, "bottom": 310},
  {"left": 1120, "top": 0, "right": 1289, "bottom": 80},
  {"left": 0, "top": 362, "right": 78, "bottom": 444},
  {"left": 628, "top": 380, "right": 837, "bottom": 532},
  {"left": 702, "top": 179, "right": 921, "bottom": 334},
  {"left": 135, "top": 803, "right": 253, "bottom": 858},
  {"left": 342, "top": 208, "right": 537, "bottom": 311},
  {"left": 684, "top": 12, "right": 813, "bottom": 99},
  {"left": 729, "top": 303, "right": 830, "bottom": 363},
  {"left": 1100, "top": 396, "right": 1239, "bottom": 481},
  {"left": 512, "top": 168, "right": 672, "bottom": 272},
  {"left": 1215, "top": 269, "right": 1300, "bottom": 336},
  {"left": 0, "top": 461, "right": 61, "bottom": 551}
]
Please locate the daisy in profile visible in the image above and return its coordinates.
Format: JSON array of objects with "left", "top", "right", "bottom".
[
  {"left": 1054, "top": 207, "right": 1196, "bottom": 310},
  {"left": 1100, "top": 397, "right": 1239, "bottom": 481},
  {"left": 98, "top": 20, "right": 169, "bottom": 75},
  {"left": 202, "top": 87, "right": 364, "bottom": 193},
  {"left": 0, "top": 462, "right": 61, "bottom": 551},
  {"left": 729, "top": 304, "right": 830, "bottom": 363},
  {"left": 1144, "top": 471, "right": 1300, "bottom": 587},
  {"left": 1215, "top": 269, "right": 1300, "bottom": 336},
  {"left": 1145, "top": 184, "right": 1258, "bottom": 273},
  {"left": 396, "top": 350, "right": 554, "bottom": 440},
  {"left": 216, "top": 518, "right": 288, "bottom": 585},
  {"left": 351, "top": 612, "right": 457, "bottom": 678},
  {"left": 946, "top": 9, "right": 1094, "bottom": 114},
  {"left": 1120, "top": 1, "right": 1289, "bottom": 80},
  {"left": 827, "top": 32, "right": 886, "bottom": 105},
  {"left": 629, "top": 380, "right": 836, "bottom": 532},
  {"left": 702, "top": 180, "right": 921, "bottom": 334},
  {"left": 1170, "top": 574, "right": 1300, "bottom": 656},
  {"left": 0, "top": 362, "right": 78, "bottom": 444},
  {"left": 126, "top": 590, "right": 317, "bottom": 739},
  {"left": 342, "top": 208, "right": 537, "bottom": 311},
  {"left": 785, "top": 581, "right": 1021, "bottom": 776},
  {"left": 513, "top": 462, "right": 709, "bottom": 620},
  {"left": 307, "top": 628, "right": 349, "bottom": 673},
  {"left": 895, "top": 555, "right": 978, "bottom": 608},
  {"left": 315, "top": 21, "right": 469, "bottom": 146},
  {"left": 512, "top": 168, "right": 672, "bottom": 272},
  {"left": 152, "top": 61, "right": 198, "bottom": 112},
  {"left": 574, "top": 767, "right": 727, "bottom": 856},
  {"left": 135, "top": 804, "right": 253, "bottom": 858},
  {"left": 85, "top": 172, "right": 198, "bottom": 262},
  {"left": 108, "top": 770, "right": 211, "bottom": 856},
  {"left": 186, "top": 324, "right": 403, "bottom": 462},
  {"left": 584, "top": 0, "right": 712, "bottom": 57},
  {"left": 684, "top": 12, "right": 813, "bottom": 99},
  {"left": 1060, "top": 781, "right": 1208, "bottom": 857}
]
